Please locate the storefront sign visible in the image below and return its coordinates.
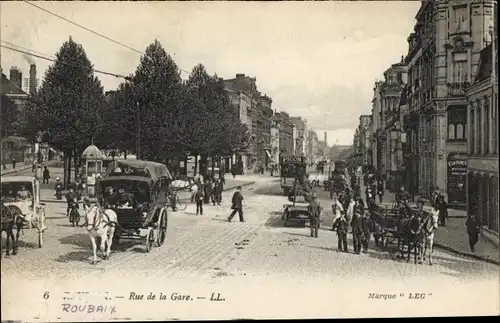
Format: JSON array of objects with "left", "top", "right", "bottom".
[{"left": 447, "top": 153, "right": 467, "bottom": 205}]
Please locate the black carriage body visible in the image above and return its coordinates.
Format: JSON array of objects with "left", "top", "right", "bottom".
[{"left": 97, "top": 160, "right": 173, "bottom": 230}]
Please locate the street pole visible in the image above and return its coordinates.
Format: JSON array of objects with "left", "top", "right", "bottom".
[{"left": 136, "top": 102, "right": 140, "bottom": 159}]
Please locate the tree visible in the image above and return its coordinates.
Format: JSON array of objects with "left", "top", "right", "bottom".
[
  {"left": 132, "top": 39, "right": 184, "bottom": 161},
  {"left": 0, "top": 96, "right": 19, "bottom": 138},
  {"left": 185, "top": 65, "right": 251, "bottom": 174},
  {"left": 96, "top": 81, "right": 136, "bottom": 155},
  {"left": 20, "top": 37, "right": 105, "bottom": 186}
]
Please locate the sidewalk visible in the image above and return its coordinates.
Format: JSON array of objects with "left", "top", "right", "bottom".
[{"left": 363, "top": 183, "right": 499, "bottom": 265}]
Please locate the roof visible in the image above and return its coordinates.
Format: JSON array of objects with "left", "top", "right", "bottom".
[
  {"left": 82, "top": 144, "right": 104, "bottom": 158},
  {"left": 474, "top": 44, "right": 493, "bottom": 83},
  {"left": 97, "top": 175, "right": 153, "bottom": 184},
  {"left": 103, "top": 159, "right": 173, "bottom": 181},
  {"left": 1, "top": 73, "right": 27, "bottom": 96},
  {"left": 0, "top": 175, "right": 36, "bottom": 183}
]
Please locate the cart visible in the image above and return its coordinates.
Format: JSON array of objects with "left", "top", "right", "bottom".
[
  {"left": 1, "top": 176, "right": 46, "bottom": 248},
  {"left": 97, "top": 160, "right": 172, "bottom": 252}
]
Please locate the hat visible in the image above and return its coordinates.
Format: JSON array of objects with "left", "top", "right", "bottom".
[{"left": 118, "top": 188, "right": 125, "bottom": 194}]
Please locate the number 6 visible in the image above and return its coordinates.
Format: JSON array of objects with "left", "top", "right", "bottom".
[{"left": 43, "top": 292, "right": 50, "bottom": 299}]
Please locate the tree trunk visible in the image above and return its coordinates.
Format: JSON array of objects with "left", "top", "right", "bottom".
[
  {"left": 194, "top": 155, "right": 198, "bottom": 177},
  {"left": 200, "top": 154, "right": 208, "bottom": 177},
  {"left": 67, "top": 150, "right": 73, "bottom": 188},
  {"left": 63, "top": 154, "right": 68, "bottom": 190},
  {"left": 74, "top": 151, "right": 78, "bottom": 180}
]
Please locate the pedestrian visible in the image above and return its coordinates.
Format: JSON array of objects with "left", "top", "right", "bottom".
[
  {"left": 195, "top": 186, "right": 204, "bottom": 215},
  {"left": 332, "top": 211, "right": 348, "bottom": 252},
  {"left": 212, "top": 179, "right": 222, "bottom": 206},
  {"left": 360, "top": 207, "right": 371, "bottom": 253},
  {"left": 43, "top": 166, "right": 50, "bottom": 184},
  {"left": 345, "top": 195, "right": 355, "bottom": 226},
  {"left": 377, "top": 177, "right": 384, "bottom": 203},
  {"left": 228, "top": 186, "right": 244, "bottom": 222},
  {"left": 12, "top": 157, "right": 16, "bottom": 169},
  {"left": 231, "top": 166, "right": 236, "bottom": 179},
  {"left": 307, "top": 193, "right": 321, "bottom": 238},
  {"left": 203, "top": 179, "right": 211, "bottom": 204},
  {"left": 437, "top": 194, "right": 448, "bottom": 227},
  {"left": 466, "top": 213, "right": 480, "bottom": 252},
  {"left": 66, "top": 188, "right": 77, "bottom": 217},
  {"left": 351, "top": 196, "right": 365, "bottom": 254}
]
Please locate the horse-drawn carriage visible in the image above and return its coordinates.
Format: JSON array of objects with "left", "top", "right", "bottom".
[
  {"left": 96, "top": 160, "right": 171, "bottom": 252},
  {"left": 367, "top": 199, "right": 439, "bottom": 264},
  {"left": 1, "top": 176, "right": 46, "bottom": 255}
]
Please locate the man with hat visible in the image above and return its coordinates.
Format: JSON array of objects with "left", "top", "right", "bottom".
[
  {"left": 350, "top": 195, "right": 366, "bottom": 254},
  {"left": 307, "top": 192, "right": 322, "bottom": 238},
  {"left": 117, "top": 188, "right": 134, "bottom": 207}
]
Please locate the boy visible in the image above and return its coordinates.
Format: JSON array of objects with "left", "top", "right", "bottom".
[
  {"left": 332, "top": 212, "right": 349, "bottom": 252},
  {"left": 195, "top": 186, "right": 204, "bottom": 215}
]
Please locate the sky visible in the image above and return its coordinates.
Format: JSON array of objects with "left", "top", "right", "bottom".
[{"left": 1, "top": 1, "right": 420, "bottom": 146}]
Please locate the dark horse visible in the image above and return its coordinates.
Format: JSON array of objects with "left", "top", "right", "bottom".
[
  {"left": 1, "top": 203, "right": 25, "bottom": 257},
  {"left": 396, "top": 211, "right": 423, "bottom": 264}
]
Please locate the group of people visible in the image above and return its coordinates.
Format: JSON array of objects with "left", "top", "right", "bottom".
[{"left": 190, "top": 174, "right": 225, "bottom": 215}]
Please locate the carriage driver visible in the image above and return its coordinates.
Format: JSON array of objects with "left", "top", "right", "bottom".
[
  {"left": 395, "top": 185, "right": 410, "bottom": 207},
  {"left": 117, "top": 188, "right": 134, "bottom": 207}
]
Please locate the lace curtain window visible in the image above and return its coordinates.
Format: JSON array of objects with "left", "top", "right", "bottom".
[{"left": 452, "top": 53, "right": 468, "bottom": 83}]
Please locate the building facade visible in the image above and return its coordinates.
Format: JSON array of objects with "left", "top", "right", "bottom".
[
  {"left": 307, "top": 130, "right": 319, "bottom": 163},
  {"left": 466, "top": 30, "right": 498, "bottom": 245},
  {"left": 400, "top": 0, "right": 495, "bottom": 207},
  {"left": 382, "top": 61, "right": 407, "bottom": 191},
  {"left": 371, "top": 81, "right": 384, "bottom": 172},
  {"left": 270, "top": 116, "right": 280, "bottom": 166},
  {"left": 275, "top": 111, "right": 295, "bottom": 158},
  {"left": 290, "top": 117, "right": 307, "bottom": 157},
  {"left": 259, "top": 95, "right": 273, "bottom": 169},
  {"left": 226, "top": 88, "right": 253, "bottom": 170}
]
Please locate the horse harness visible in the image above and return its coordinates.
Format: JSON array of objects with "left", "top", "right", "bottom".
[{"left": 85, "top": 206, "right": 113, "bottom": 231}]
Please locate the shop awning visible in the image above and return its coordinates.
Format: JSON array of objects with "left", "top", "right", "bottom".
[{"left": 264, "top": 149, "right": 272, "bottom": 159}]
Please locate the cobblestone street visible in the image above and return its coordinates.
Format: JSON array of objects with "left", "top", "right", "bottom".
[{"left": 2, "top": 175, "right": 498, "bottom": 282}]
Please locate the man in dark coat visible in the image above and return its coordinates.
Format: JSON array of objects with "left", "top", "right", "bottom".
[
  {"left": 466, "top": 213, "right": 480, "bottom": 252},
  {"left": 228, "top": 186, "right": 244, "bottom": 222},
  {"left": 350, "top": 197, "right": 365, "bottom": 254},
  {"left": 42, "top": 166, "right": 50, "bottom": 184},
  {"left": 66, "top": 188, "right": 77, "bottom": 217},
  {"left": 395, "top": 186, "right": 410, "bottom": 207},
  {"left": 332, "top": 212, "right": 349, "bottom": 252},
  {"left": 203, "top": 179, "right": 211, "bottom": 204},
  {"left": 307, "top": 193, "right": 322, "bottom": 238},
  {"left": 437, "top": 195, "right": 448, "bottom": 227},
  {"left": 212, "top": 179, "right": 223, "bottom": 206},
  {"left": 117, "top": 188, "right": 134, "bottom": 207}
]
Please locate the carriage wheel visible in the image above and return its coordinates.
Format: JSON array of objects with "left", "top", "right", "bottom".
[
  {"left": 145, "top": 229, "right": 154, "bottom": 253},
  {"left": 156, "top": 210, "right": 167, "bottom": 247}
]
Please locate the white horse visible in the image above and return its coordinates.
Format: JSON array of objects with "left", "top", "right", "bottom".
[
  {"left": 421, "top": 210, "right": 440, "bottom": 265},
  {"left": 84, "top": 205, "right": 118, "bottom": 265}
]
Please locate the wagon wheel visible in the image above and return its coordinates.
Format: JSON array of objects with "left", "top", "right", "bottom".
[
  {"left": 145, "top": 229, "right": 154, "bottom": 253},
  {"left": 156, "top": 209, "right": 167, "bottom": 247}
]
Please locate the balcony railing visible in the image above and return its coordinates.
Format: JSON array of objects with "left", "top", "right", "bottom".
[{"left": 447, "top": 82, "right": 469, "bottom": 97}]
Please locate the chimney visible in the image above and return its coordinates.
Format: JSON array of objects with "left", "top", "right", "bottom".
[
  {"left": 9, "top": 66, "right": 22, "bottom": 89},
  {"left": 324, "top": 131, "right": 327, "bottom": 144},
  {"left": 29, "top": 64, "right": 37, "bottom": 95}
]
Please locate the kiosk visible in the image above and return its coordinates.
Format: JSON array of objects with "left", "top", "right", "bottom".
[{"left": 81, "top": 144, "right": 104, "bottom": 197}]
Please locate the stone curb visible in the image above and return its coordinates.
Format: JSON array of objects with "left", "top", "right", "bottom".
[
  {"left": 433, "top": 243, "right": 500, "bottom": 266},
  {"left": 40, "top": 180, "right": 258, "bottom": 204}
]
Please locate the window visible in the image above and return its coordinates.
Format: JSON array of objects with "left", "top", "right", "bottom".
[
  {"left": 453, "top": 6, "right": 468, "bottom": 32},
  {"left": 484, "top": 98, "right": 490, "bottom": 155},
  {"left": 456, "top": 123, "right": 464, "bottom": 139},
  {"left": 452, "top": 53, "right": 468, "bottom": 83},
  {"left": 448, "top": 107, "right": 467, "bottom": 141},
  {"left": 448, "top": 124, "right": 456, "bottom": 140},
  {"left": 477, "top": 105, "right": 482, "bottom": 154},
  {"left": 470, "top": 103, "right": 475, "bottom": 153}
]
